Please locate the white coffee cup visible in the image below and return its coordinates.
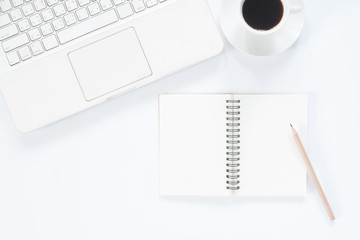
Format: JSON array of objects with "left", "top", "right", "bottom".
[{"left": 221, "top": 0, "right": 304, "bottom": 56}]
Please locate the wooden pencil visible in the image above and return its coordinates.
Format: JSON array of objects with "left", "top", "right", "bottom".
[{"left": 290, "top": 123, "right": 335, "bottom": 221}]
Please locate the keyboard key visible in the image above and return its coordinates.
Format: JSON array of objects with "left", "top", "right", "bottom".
[
  {"left": 40, "top": 23, "right": 53, "bottom": 35},
  {"left": 64, "top": 12, "right": 77, "bottom": 25},
  {"left": 100, "top": 0, "right": 112, "bottom": 11},
  {"left": 113, "top": 0, "right": 125, "bottom": 6},
  {"left": 117, "top": 3, "right": 133, "bottom": 19},
  {"left": 78, "top": 0, "right": 90, "bottom": 7},
  {"left": 18, "top": 19, "right": 31, "bottom": 31},
  {"left": 22, "top": 3, "right": 35, "bottom": 16},
  {"left": 65, "top": 0, "right": 78, "bottom": 11},
  {"left": 0, "top": 0, "right": 12, "bottom": 11},
  {"left": 88, "top": 2, "right": 100, "bottom": 15},
  {"left": 30, "top": 41, "right": 44, "bottom": 55},
  {"left": 12, "top": 0, "right": 24, "bottom": 7},
  {"left": 0, "top": 14, "right": 11, "bottom": 28},
  {"left": 42, "top": 35, "right": 59, "bottom": 50},
  {"left": 76, "top": 8, "right": 89, "bottom": 21},
  {"left": 58, "top": 9, "right": 118, "bottom": 44},
  {"left": 2, "top": 33, "right": 29, "bottom": 52},
  {"left": 29, "top": 28, "right": 41, "bottom": 40},
  {"left": 132, "top": 0, "right": 145, "bottom": 13},
  {"left": 6, "top": 51, "right": 20, "bottom": 66},
  {"left": 41, "top": 9, "right": 55, "bottom": 21},
  {"left": 46, "top": 0, "right": 58, "bottom": 6},
  {"left": 10, "top": 8, "right": 23, "bottom": 21},
  {"left": 53, "top": 4, "right": 66, "bottom": 16},
  {"left": 18, "top": 46, "right": 32, "bottom": 60},
  {"left": 0, "top": 24, "right": 19, "bottom": 41},
  {"left": 52, "top": 18, "right": 65, "bottom": 30},
  {"left": 146, "top": 0, "right": 157, "bottom": 7},
  {"left": 34, "top": 0, "right": 46, "bottom": 11},
  {"left": 30, "top": 14, "right": 43, "bottom": 26}
]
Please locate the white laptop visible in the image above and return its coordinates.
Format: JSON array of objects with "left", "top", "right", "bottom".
[{"left": 0, "top": 0, "right": 223, "bottom": 132}]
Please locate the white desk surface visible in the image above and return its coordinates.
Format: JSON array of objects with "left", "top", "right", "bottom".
[{"left": 1, "top": 0, "right": 359, "bottom": 239}]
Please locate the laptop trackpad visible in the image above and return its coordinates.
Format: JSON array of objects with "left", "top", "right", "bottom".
[{"left": 68, "top": 27, "right": 152, "bottom": 101}]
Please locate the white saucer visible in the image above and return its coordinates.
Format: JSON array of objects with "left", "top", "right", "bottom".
[{"left": 220, "top": 0, "right": 305, "bottom": 56}]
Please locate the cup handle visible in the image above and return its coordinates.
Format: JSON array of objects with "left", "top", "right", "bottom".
[{"left": 289, "top": 6, "right": 303, "bottom": 14}]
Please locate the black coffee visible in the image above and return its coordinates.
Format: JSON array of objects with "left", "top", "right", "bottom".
[{"left": 242, "top": 0, "right": 284, "bottom": 30}]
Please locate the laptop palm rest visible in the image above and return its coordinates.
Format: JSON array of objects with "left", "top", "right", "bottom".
[{"left": 68, "top": 27, "right": 152, "bottom": 101}]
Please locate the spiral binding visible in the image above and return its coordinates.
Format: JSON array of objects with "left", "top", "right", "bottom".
[{"left": 226, "top": 99, "right": 240, "bottom": 191}]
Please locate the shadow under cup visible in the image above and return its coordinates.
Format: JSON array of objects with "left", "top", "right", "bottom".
[{"left": 242, "top": 0, "right": 284, "bottom": 31}]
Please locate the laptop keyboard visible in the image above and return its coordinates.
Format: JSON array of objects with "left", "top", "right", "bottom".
[{"left": 0, "top": 0, "right": 168, "bottom": 66}]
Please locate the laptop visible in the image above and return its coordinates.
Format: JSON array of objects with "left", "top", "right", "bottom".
[{"left": 0, "top": 0, "right": 223, "bottom": 132}]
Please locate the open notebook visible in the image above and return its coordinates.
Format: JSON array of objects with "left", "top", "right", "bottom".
[{"left": 159, "top": 94, "right": 308, "bottom": 196}]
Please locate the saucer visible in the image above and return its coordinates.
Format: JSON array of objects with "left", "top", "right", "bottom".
[{"left": 220, "top": 0, "right": 305, "bottom": 56}]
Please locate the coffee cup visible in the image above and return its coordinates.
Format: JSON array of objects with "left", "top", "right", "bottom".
[{"left": 221, "top": 0, "right": 305, "bottom": 56}]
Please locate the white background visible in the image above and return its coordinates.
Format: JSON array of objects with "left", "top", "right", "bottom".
[{"left": 1, "top": 0, "right": 360, "bottom": 239}]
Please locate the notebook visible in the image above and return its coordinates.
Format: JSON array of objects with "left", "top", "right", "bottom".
[{"left": 159, "top": 94, "right": 308, "bottom": 196}]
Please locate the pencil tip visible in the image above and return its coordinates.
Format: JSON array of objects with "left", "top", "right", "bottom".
[{"left": 290, "top": 123, "right": 293, "bottom": 127}]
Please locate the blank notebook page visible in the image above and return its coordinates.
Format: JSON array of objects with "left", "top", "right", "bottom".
[{"left": 159, "top": 94, "right": 307, "bottom": 196}]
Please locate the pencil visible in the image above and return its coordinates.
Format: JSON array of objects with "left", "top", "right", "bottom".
[{"left": 290, "top": 123, "right": 335, "bottom": 221}]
